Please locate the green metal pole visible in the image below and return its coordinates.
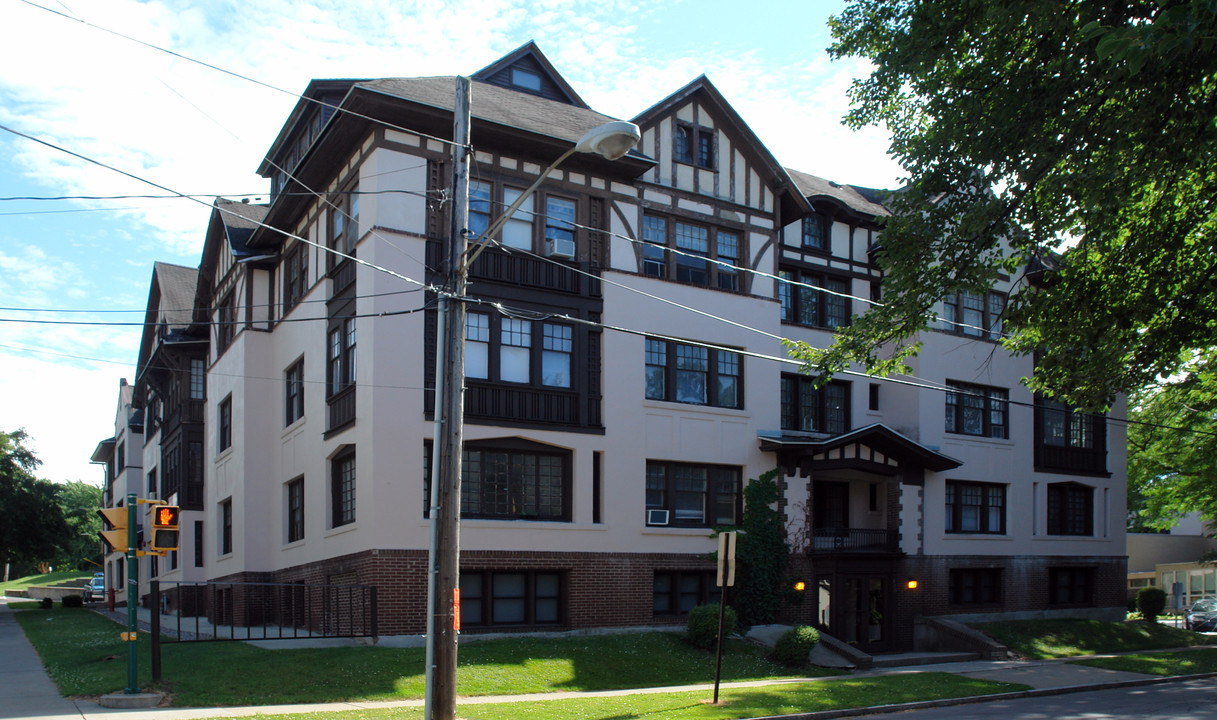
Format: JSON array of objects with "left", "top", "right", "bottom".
[{"left": 126, "top": 493, "right": 138, "bottom": 695}]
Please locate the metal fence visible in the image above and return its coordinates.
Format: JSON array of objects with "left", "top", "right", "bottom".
[{"left": 149, "top": 580, "right": 378, "bottom": 643}]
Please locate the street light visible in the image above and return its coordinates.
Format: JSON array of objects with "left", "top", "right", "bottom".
[{"left": 425, "top": 77, "right": 640, "bottom": 720}]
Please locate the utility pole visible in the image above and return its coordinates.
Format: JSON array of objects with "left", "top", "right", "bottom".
[{"left": 426, "top": 75, "right": 471, "bottom": 720}]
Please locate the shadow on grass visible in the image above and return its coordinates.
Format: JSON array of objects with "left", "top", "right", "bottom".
[
  {"left": 973, "top": 618, "right": 1217, "bottom": 659},
  {"left": 16, "top": 608, "right": 824, "bottom": 707}
]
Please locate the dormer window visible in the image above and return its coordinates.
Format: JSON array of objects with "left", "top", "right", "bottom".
[
  {"left": 511, "top": 67, "right": 543, "bottom": 92},
  {"left": 674, "top": 123, "right": 716, "bottom": 169}
]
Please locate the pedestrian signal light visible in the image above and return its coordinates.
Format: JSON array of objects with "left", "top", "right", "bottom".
[
  {"left": 97, "top": 506, "right": 129, "bottom": 553},
  {"left": 150, "top": 505, "right": 180, "bottom": 552}
]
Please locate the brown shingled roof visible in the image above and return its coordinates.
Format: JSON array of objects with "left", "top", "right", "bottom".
[
  {"left": 153, "top": 262, "right": 199, "bottom": 329},
  {"left": 358, "top": 76, "right": 632, "bottom": 150},
  {"left": 785, "top": 167, "right": 890, "bottom": 218}
]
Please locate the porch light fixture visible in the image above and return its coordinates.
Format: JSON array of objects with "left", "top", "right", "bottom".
[
  {"left": 793, "top": 581, "right": 806, "bottom": 592},
  {"left": 907, "top": 579, "right": 919, "bottom": 590}
]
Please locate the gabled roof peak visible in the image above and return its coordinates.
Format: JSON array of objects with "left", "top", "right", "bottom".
[{"left": 471, "top": 41, "right": 589, "bottom": 108}]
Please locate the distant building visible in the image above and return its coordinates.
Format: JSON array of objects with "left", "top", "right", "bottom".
[{"left": 1127, "top": 514, "right": 1217, "bottom": 608}]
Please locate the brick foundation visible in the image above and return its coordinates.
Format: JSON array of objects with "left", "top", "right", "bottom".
[{"left": 211, "top": 549, "right": 716, "bottom": 636}]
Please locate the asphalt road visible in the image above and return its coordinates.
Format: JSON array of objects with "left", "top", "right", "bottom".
[{"left": 857, "top": 677, "right": 1217, "bottom": 719}]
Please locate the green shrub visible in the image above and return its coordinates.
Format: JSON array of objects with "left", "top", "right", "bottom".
[
  {"left": 38, "top": 597, "right": 52, "bottom": 609},
  {"left": 686, "top": 603, "right": 737, "bottom": 650},
  {"left": 1137, "top": 587, "right": 1167, "bottom": 623},
  {"left": 61, "top": 595, "right": 83, "bottom": 608},
  {"left": 771, "top": 625, "right": 820, "bottom": 666}
]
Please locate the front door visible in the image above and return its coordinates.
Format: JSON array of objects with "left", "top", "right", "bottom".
[{"left": 822, "top": 574, "right": 890, "bottom": 653}]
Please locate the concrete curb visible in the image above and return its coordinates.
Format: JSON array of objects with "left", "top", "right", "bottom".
[{"left": 739, "top": 670, "right": 1217, "bottom": 720}]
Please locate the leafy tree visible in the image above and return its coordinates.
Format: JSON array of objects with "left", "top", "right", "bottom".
[
  {"left": 54, "top": 481, "right": 103, "bottom": 571},
  {"left": 797, "top": 1, "right": 1217, "bottom": 411},
  {"left": 0, "top": 430, "right": 72, "bottom": 572},
  {"left": 731, "top": 469, "right": 789, "bottom": 627},
  {"left": 1127, "top": 351, "right": 1217, "bottom": 528}
]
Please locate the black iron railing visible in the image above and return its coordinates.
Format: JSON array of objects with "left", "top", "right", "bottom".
[
  {"left": 150, "top": 580, "right": 377, "bottom": 643},
  {"left": 809, "top": 528, "right": 897, "bottom": 553}
]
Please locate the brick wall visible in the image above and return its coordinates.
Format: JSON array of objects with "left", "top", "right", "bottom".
[{"left": 210, "top": 549, "right": 717, "bottom": 636}]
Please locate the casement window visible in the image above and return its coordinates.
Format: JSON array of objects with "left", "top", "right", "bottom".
[
  {"left": 674, "top": 123, "right": 716, "bottom": 169},
  {"left": 641, "top": 214, "right": 743, "bottom": 291},
  {"left": 781, "top": 374, "right": 849, "bottom": 435},
  {"left": 941, "top": 290, "right": 1005, "bottom": 339},
  {"left": 949, "top": 568, "right": 1001, "bottom": 605},
  {"left": 285, "top": 359, "right": 304, "bottom": 426},
  {"left": 645, "top": 338, "right": 742, "bottom": 409},
  {"left": 463, "top": 446, "right": 569, "bottom": 521},
  {"left": 779, "top": 269, "right": 851, "bottom": 329},
  {"left": 189, "top": 359, "right": 205, "bottom": 400},
  {"left": 465, "top": 311, "right": 573, "bottom": 389},
  {"left": 1040, "top": 399, "right": 1100, "bottom": 449},
  {"left": 1049, "top": 567, "right": 1094, "bottom": 605},
  {"left": 217, "top": 396, "right": 232, "bottom": 453},
  {"left": 327, "top": 318, "right": 356, "bottom": 396},
  {"left": 645, "top": 461, "right": 741, "bottom": 527},
  {"left": 286, "top": 477, "right": 304, "bottom": 543},
  {"left": 801, "top": 213, "right": 829, "bottom": 250},
  {"left": 422, "top": 441, "right": 572, "bottom": 522},
  {"left": 331, "top": 448, "right": 356, "bottom": 528},
  {"left": 459, "top": 571, "right": 562, "bottom": 627},
  {"left": 653, "top": 571, "right": 716, "bottom": 616},
  {"left": 328, "top": 184, "right": 360, "bottom": 263},
  {"left": 468, "top": 180, "right": 578, "bottom": 257},
  {"left": 147, "top": 469, "right": 157, "bottom": 496},
  {"left": 1046, "top": 482, "right": 1094, "bottom": 536},
  {"left": 1035, "top": 397, "right": 1107, "bottom": 474},
  {"left": 945, "top": 382, "right": 1009, "bottom": 439},
  {"left": 284, "top": 242, "right": 308, "bottom": 310},
  {"left": 220, "top": 498, "right": 232, "bottom": 556},
  {"left": 945, "top": 480, "right": 1006, "bottom": 534},
  {"left": 216, "top": 291, "right": 236, "bottom": 352}
]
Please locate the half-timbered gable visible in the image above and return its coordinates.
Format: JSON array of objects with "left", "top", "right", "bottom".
[{"left": 624, "top": 76, "right": 809, "bottom": 296}]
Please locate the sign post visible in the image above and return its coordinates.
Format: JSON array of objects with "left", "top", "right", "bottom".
[{"left": 713, "top": 531, "right": 737, "bottom": 704}]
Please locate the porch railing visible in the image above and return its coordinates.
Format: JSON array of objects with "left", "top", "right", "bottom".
[{"left": 809, "top": 528, "right": 898, "bottom": 553}]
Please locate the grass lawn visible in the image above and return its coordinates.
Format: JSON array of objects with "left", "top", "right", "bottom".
[
  {"left": 1074, "top": 647, "right": 1217, "bottom": 676},
  {"left": 1, "top": 570, "right": 92, "bottom": 593},
  {"left": 177, "top": 673, "right": 1025, "bottom": 720},
  {"left": 973, "top": 619, "right": 1216, "bottom": 659},
  {"left": 14, "top": 607, "right": 836, "bottom": 706}
]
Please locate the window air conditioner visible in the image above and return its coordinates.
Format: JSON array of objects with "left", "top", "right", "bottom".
[
  {"left": 646, "top": 508, "right": 670, "bottom": 526},
  {"left": 545, "top": 237, "right": 576, "bottom": 259}
]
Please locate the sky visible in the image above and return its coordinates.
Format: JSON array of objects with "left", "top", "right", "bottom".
[{"left": 0, "top": 0, "right": 902, "bottom": 486}]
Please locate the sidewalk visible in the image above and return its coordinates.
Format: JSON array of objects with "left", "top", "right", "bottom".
[{"left": 1, "top": 596, "right": 1211, "bottom": 720}]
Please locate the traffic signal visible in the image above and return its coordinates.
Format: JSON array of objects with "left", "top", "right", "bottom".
[
  {"left": 98, "top": 506, "right": 129, "bottom": 553},
  {"left": 150, "top": 505, "right": 180, "bottom": 552}
]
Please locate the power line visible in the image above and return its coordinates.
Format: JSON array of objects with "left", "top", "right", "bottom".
[
  {"left": 18, "top": 0, "right": 466, "bottom": 153},
  {"left": 0, "top": 122, "right": 440, "bottom": 300}
]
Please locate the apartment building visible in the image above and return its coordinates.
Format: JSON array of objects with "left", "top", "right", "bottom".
[{"left": 98, "top": 43, "right": 1126, "bottom": 652}]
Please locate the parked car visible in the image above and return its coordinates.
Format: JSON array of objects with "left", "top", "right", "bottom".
[
  {"left": 1185, "top": 598, "right": 1217, "bottom": 631},
  {"left": 83, "top": 573, "right": 105, "bottom": 602}
]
